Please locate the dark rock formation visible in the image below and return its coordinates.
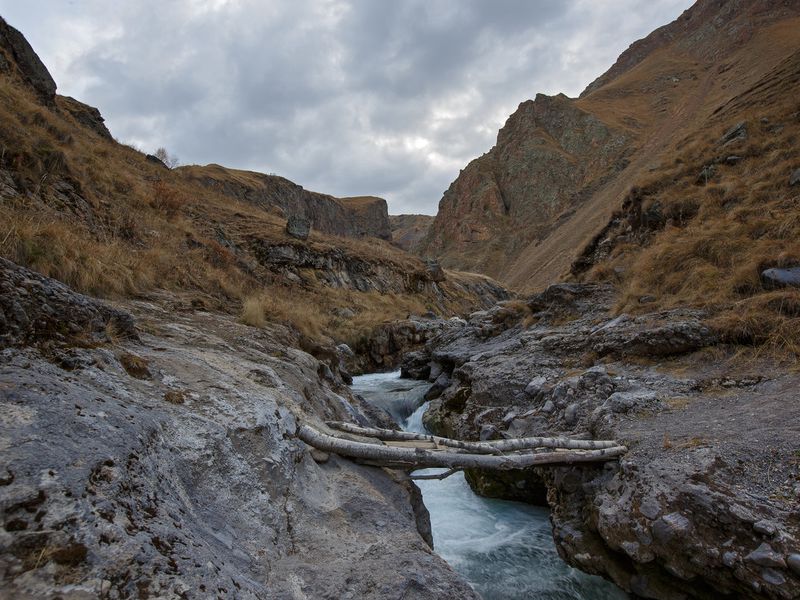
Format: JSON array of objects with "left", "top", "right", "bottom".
[
  {"left": 285, "top": 214, "right": 311, "bottom": 240},
  {"left": 402, "top": 283, "right": 799, "bottom": 599},
  {"left": 59, "top": 96, "right": 112, "bottom": 139},
  {"left": 0, "top": 258, "right": 136, "bottom": 349},
  {"left": 145, "top": 154, "right": 169, "bottom": 169},
  {"left": 0, "top": 263, "right": 478, "bottom": 599},
  {"left": 390, "top": 214, "right": 434, "bottom": 253},
  {"left": 0, "top": 17, "right": 56, "bottom": 104},
  {"left": 182, "top": 165, "right": 392, "bottom": 240}
]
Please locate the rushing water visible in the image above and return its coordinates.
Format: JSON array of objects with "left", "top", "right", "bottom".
[{"left": 351, "top": 371, "right": 627, "bottom": 600}]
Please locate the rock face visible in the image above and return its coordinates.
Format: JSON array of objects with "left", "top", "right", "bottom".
[
  {"left": 182, "top": 165, "right": 392, "bottom": 241},
  {"left": 285, "top": 214, "right": 311, "bottom": 240},
  {"left": 0, "top": 258, "right": 136, "bottom": 349},
  {"left": 59, "top": 95, "right": 113, "bottom": 139},
  {"left": 402, "top": 283, "right": 800, "bottom": 599},
  {"left": 0, "top": 16, "right": 56, "bottom": 104},
  {"left": 419, "top": 94, "right": 629, "bottom": 279},
  {"left": 390, "top": 214, "right": 434, "bottom": 253},
  {"left": 0, "top": 259, "right": 479, "bottom": 599}
]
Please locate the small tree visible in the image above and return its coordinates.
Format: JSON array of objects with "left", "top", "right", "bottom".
[{"left": 154, "top": 146, "right": 179, "bottom": 169}]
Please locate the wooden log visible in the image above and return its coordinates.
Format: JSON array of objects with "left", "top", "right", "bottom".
[
  {"left": 325, "top": 421, "right": 619, "bottom": 453},
  {"left": 298, "top": 424, "right": 627, "bottom": 470}
]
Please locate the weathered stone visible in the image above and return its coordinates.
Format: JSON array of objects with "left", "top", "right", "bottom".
[
  {"left": 424, "top": 259, "right": 446, "bottom": 282},
  {"left": 286, "top": 215, "right": 311, "bottom": 240},
  {"left": 761, "top": 266, "right": 800, "bottom": 289},
  {"left": 720, "top": 121, "right": 747, "bottom": 145},
  {"left": 651, "top": 512, "right": 692, "bottom": 544},
  {"left": 0, "top": 275, "right": 478, "bottom": 599},
  {"left": 0, "top": 258, "right": 137, "bottom": 349},
  {"left": 145, "top": 153, "right": 169, "bottom": 169},
  {"left": 0, "top": 17, "right": 57, "bottom": 104},
  {"left": 745, "top": 542, "right": 786, "bottom": 568},
  {"left": 564, "top": 403, "right": 579, "bottom": 426},
  {"left": 525, "top": 375, "right": 547, "bottom": 396}
]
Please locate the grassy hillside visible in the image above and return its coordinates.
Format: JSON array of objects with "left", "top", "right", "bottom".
[{"left": 0, "top": 26, "right": 505, "bottom": 350}]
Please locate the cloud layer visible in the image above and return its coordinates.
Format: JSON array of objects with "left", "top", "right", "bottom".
[{"left": 2, "top": 0, "right": 692, "bottom": 214}]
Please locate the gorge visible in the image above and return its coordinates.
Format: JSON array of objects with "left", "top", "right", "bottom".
[{"left": 2, "top": 1, "right": 800, "bottom": 599}]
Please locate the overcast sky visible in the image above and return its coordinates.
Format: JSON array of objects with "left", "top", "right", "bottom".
[{"left": 2, "top": 0, "right": 692, "bottom": 214}]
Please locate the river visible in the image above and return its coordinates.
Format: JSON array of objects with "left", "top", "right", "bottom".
[{"left": 351, "top": 371, "right": 628, "bottom": 600}]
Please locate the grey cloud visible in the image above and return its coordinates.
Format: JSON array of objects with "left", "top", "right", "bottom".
[{"left": 0, "top": 0, "right": 692, "bottom": 214}]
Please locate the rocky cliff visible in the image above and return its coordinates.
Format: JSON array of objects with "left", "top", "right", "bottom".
[
  {"left": 421, "top": 0, "right": 800, "bottom": 292},
  {"left": 390, "top": 214, "right": 434, "bottom": 253},
  {"left": 181, "top": 165, "right": 392, "bottom": 241}
]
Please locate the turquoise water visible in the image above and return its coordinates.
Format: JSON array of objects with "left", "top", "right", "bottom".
[{"left": 352, "top": 371, "right": 627, "bottom": 600}]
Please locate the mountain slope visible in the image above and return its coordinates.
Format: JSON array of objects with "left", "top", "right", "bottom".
[
  {"left": 0, "top": 16, "right": 506, "bottom": 354},
  {"left": 421, "top": 0, "right": 800, "bottom": 296}
]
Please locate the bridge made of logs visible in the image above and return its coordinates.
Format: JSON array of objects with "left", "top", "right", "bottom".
[{"left": 298, "top": 421, "right": 627, "bottom": 478}]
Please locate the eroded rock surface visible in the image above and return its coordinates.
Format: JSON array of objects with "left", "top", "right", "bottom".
[
  {"left": 403, "top": 283, "right": 800, "bottom": 599},
  {"left": 0, "top": 260, "right": 478, "bottom": 599}
]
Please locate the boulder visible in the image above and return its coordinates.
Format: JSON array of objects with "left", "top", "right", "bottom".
[
  {"left": 424, "top": 259, "right": 446, "bottom": 282},
  {"left": 145, "top": 154, "right": 169, "bottom": 169},
  {"left": 761, "top": 266, "right": 800, "bottom": 289},
  {"left": 720, "top": 121, "right": 747, "bottom": 145},
  {"left": 789, "top": 168, "right": 800, "bottom": 187},
  {"left": 286, "top": 215, "right": 311, "bottom": 240}
]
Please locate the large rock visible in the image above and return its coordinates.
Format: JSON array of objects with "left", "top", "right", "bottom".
[
  {"left": 285, "top": 214, "right": 311, "bottom": 240},
  {"left": 0, "top": 269, "right": 479, "bottom": 599},
  {"left": 789, "top": 168, "right": 800, "bottom": 187},
  {"left": 182, "top": 165, "right": 392, "bottom": 240},
  {"left": 761, "top": 266, "right": 800, "bottom": 289},
  {"left": 60, "top": 96, "right": 112, "bottom": 139},
  {"left": 0, "top": 258, "right": 136, "bottom": 348},
  {"left": 0, "top": 17, "right": 56, "bottom": 104}
]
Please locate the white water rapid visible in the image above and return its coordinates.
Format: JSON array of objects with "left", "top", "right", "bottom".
[{"left": 351, "top": 371, "right": 628, "bottom": 600}]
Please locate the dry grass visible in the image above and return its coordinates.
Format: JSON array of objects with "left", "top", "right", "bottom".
[
  {"left": 0, "top": 71, "right": 500, "bottom": 348},
  {"left": 583, "top": 86, "right": 800, "bottom": 355}
]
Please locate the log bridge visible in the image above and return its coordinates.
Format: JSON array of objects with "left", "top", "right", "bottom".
[{"left": 298, "top": 421, "right": 627, "bottom": 479}]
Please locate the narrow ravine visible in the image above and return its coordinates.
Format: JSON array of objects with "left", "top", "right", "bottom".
[{"left": 352, "top": 371, "right": 628, "bottom": 600}]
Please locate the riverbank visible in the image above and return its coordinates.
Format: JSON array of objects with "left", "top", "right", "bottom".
[
  {"left": 352, "top": 371, "right": 627, "bottom": 600},
  {"left": 401, "top": 283, "right": 800, "bottom": 599}
]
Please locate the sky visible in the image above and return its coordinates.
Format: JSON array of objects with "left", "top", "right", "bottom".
[{"left": 1, "top": 0, "right": 693, "bottom": 215}]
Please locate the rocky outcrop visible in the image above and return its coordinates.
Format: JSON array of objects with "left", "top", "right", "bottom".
[
  {"left": 59, "top": 95, "right": 113, "bottom": 139},
  {"left": 402, "top": 283, "right": 800, "bottom": 599},
  {"left": 181, "top": 165, "right": 392, "bottom": 240},
  {"left": 0, "top": 258, "right": 136, "bottom": 349},
  {"left": 0, "top": 16, "right": 56, "bottom": 105},
  {"left": 390, "top": 214, "right": 434, "bottom": 253},
  {"left": 419, "top": 93, "right": 630, "bottom": 279},
  {"left": 0, "top": 261, "right": 478, "bottom": 598}
]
